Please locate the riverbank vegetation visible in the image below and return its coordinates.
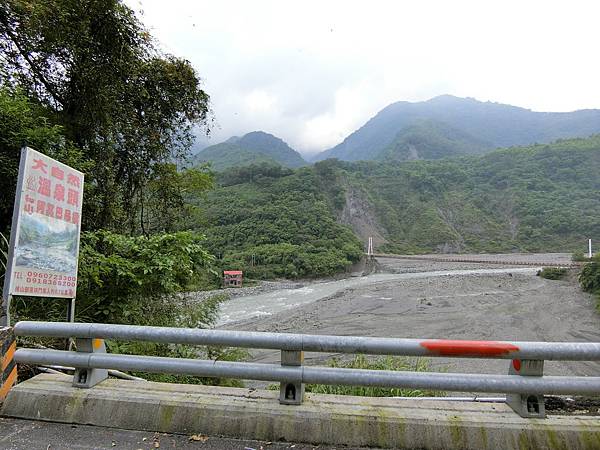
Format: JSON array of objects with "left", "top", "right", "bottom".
[
  {"left": 538, "top": 267, "right": 568, "bottom": 280},
  {"left": 580, "top": 256, "right": 600, "bottom": 308}
]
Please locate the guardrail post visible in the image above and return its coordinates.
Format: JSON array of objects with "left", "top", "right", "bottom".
[
  {"left": 72, "top": 338, "right": 108, "bottom": 388},
  {"left": 506, "top": 359, "right": 545, "bottom": 418},
  {"left": 279, "top": 350, "right": 304, "bottom": 405},
  {"left": 1, "top": 327, "right": 17, "bottom": 403}
]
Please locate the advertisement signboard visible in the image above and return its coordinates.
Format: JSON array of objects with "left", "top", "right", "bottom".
[{"left": 2, "top": 147, "right": 84, "bottom": 318}]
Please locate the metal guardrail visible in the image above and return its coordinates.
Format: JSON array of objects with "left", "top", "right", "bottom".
[{"left": 13, "top": 321, "right": 600, "bottom": 418}]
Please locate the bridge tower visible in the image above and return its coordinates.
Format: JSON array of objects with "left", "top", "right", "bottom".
[{"left": 367, "top": 236, "right": 374, "bottom": 259}]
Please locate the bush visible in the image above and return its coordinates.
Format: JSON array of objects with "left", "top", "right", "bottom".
[
  {"left": 537, "top": 267, "right": 568, "bottom": 280},
  {"left": 73, "top": 230, "right": 218, "bottom": 323},
  {"left": 580, "top": 256, "right": 600, "bottom": 298},
  {"left": 572, "top": 252, "right": 592, "bottom": 262},
  {"left": 11, "top": 230, "right": 246, "bottom": 386},
  {"left": 106, "top": 292, "right": 248, "bottom": 386}
]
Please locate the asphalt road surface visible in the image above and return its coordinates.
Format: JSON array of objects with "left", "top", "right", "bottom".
[{"left": 0, "top": 417, "right": 362, "bottom": 450}]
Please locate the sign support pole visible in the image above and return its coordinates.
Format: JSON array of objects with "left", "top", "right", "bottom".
[
  {"left": 0, "top": 295, "right": 11, "bottom": 327},
  {"left": 67, "top": 298, "right": 75, "bottom": 323},
  {"left": 66, "top": 297, "right": 75, "bottom": 350}
]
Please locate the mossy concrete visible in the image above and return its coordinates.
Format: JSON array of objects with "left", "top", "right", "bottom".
[{"left": 3, "top": 374, "right": 600, "bottom": 450}]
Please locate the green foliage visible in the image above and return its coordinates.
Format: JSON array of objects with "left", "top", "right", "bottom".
[
  {"left": 12, "top": 230, "right": 219, "bottom": 324},
  {"left": 141, "top": 163, "right": 214, "bottom": 234},
  {"left": 340, "top": 136, "right": 600, "bottom": 253},
  {"left": 579, "top": 256, "right": 600, "bottom": 302},
  {"left": 307, "top": 355, "right": 443, "bottom": 397},
  {"left": 74, "top": 230, "right": 218, "bottom": 323},
  {"left": 191, "top": 167, "right": 363, "bottom": 279},
  {"left": 313, "top": 159, "right": 347, "bottom": 211},
  {"left": 193, "top": 143, "right": 282, "bottom": 172},
  {"left": 235, "top": 131, "right": 306, "bottom": 167},
  {"left": 187, "top": 136, "right": 600, "bottom": 279},
  {"left": 193, "top": 131, "right": 306, "bottom": 171},
  {"left": 377, "top": 119, "right": 490, "bottom": 161},
  {"left": 12, "top": 230, "right": 244, "bottom": 385},
  {"left": 217, "top": 163, "right": 293, "bottom": 187},
  {"left": 0, "top": 0, "right": 211, "bottom": 231},
  {"left": 106, "top": 293, "right": 248, "bottom": 386},
  {"left": 572, "top": 252, "right": 592, "bottom": 262},
  {"left": 537, "top": 267, "right": 568, "bottom": 280},
  {"left": 0, "top": 87, "right": 89, "bottom": 233}
]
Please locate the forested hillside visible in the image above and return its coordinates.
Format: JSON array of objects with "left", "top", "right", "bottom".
[
  {"left": 190, "top": 136, "right": 600, "bottom": 274},
  {"left": 343, "top": 136, "right": 600, "bottom": 253},
  {"left": 376, "top": 120, "right": 491, "bottom": 162},
  {"left": 192, "top": 131, "right": 306, "bottom": 170},
  {"left": 313, "top": 95, "right": 600, "bottom": 162},
  {"left": 190, "top": 142, "right": 281, "bottom": 171},
  {"left": 190, "top": 163, "right": 362, "bottom": 278}
]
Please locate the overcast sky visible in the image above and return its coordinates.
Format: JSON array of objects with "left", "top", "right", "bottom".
[{"left": 126, "top": 0, "right": 600, "bottom": 156}]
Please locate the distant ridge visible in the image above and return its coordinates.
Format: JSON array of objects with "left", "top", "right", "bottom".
[
  {"left": 192, "top": 131, "right": 306, "bottom": 171},
  {"left": 312, "top": 95, "right": 600, "bottom": 162},
  {"left": 376, "top": 119, "right": 492, "bottom": 161}
]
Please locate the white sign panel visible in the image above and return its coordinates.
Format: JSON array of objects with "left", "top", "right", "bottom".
[{"left": 3, "top": 147, "right": 84, "bottom": 298}]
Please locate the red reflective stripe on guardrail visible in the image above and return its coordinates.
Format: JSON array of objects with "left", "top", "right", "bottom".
[{"left": 420, "top": 340, "right": 519, "bottom": 357}]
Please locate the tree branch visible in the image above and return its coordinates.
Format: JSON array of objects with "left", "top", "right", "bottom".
[{"left": 0, "top": 15, "right": 65, "bottom": 107}]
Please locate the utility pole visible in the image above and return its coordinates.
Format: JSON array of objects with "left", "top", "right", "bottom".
[{"left": 589, "top": 239, "right": 593, "bottom": 259}]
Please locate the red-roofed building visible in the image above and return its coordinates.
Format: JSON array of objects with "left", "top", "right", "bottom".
[{"left": 223, "top": 270, "right": 243, "bottom": 288}]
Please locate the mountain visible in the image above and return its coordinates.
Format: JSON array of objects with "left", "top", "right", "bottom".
[
  {"left": 187, "top": 135, "right": 600, "bottom": 278},
  {"left": 191, "top": 142, "right": 281, "bottom": 171},
  {"left": 192, "top": 131, "right": 306, "bottom": 171},
  {"left": 376, "top": 119, "right": 492, "bottom": 162},
  {"left": 341, "top": 135, "right": 600, "bottom": 253},
  {"left": 313, "top": 95, "right": 600, "bottom": 161}
]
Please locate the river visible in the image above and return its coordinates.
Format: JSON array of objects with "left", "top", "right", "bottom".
[{"left": 216, "top": 267, "right": 540, "bottom": 326}]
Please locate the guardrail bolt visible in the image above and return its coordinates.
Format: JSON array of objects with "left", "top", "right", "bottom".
[
  {"left": 72, "top": 338, "right": 108, "bottom": 388},
  {"left": 506, "top": 359, "right": 545, "bottom": 418},
  {"left": 279, "top": 350, "right": 304, "bottom": 405}
]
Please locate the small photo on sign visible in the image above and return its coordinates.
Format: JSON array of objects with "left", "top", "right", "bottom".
[{"left": 15, "top": 213, "right": 78, "bottom": 273}]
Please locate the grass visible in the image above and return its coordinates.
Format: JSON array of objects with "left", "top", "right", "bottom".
[{"left": 271, "top": 355, "right": 444, "bottom": 397}]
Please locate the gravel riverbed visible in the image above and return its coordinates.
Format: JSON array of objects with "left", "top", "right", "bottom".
[{"left": 215, "top": 254, "right": 600, "bottom": 380}]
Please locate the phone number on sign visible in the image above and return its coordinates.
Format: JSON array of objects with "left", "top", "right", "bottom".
[{"left": 26, "top": 271, "right": 77, "bottom": 287}]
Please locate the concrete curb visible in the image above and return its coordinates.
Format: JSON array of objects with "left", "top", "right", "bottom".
[{"left": 2, "top": 374, "right": 600, "bottom": 449}]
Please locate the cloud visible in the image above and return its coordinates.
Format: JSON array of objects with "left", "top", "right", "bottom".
[{"left": 128, "top": 0, "right": 600, "bottom": 155}]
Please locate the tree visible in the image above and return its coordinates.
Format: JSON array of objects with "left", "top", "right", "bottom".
[
  {"left": 141, "top": 163, "right": 214, "bottom": 234},
  {"left": 0, "top": 87, "right": 87, "bottom": 233},
  {"left": 0, "top": 0, "right": 211, "bottom": 231}
]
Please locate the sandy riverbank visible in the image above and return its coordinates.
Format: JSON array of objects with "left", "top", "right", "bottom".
[{"left": 219, "top": 254, "right": 600, "bottom": 378}]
